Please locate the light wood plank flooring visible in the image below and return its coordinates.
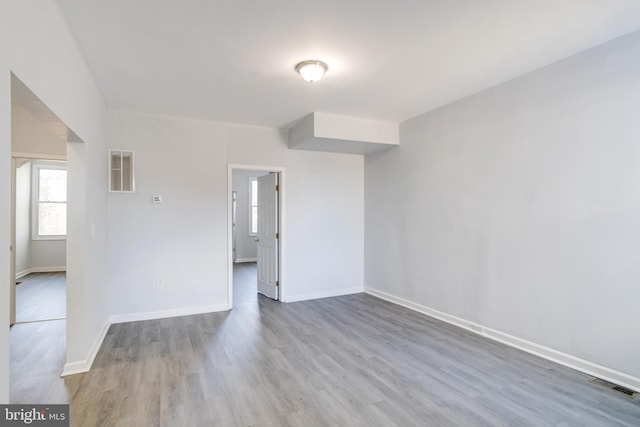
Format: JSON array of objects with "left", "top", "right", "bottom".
[
  {"left": 10, "top": 272, "right": 70, "bottom": 404},
  {"left": 232, "top": 262, "right": 259, "bottom": 306},
  {"left": 15, "top": 272, "right": 66, "bottom": 323},
  {"left": 10, "top": 319, "right": 69, "bottom": 403},
  {"left": 11, "top": 264, "right": 640, "bottom": 426}
]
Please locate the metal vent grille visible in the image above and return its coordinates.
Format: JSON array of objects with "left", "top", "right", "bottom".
[{"left": 590, "top": 378, "right": 638, "bottom": 398}]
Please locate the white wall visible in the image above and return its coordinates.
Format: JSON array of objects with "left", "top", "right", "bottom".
[
  {"left": 107, "top": 110, "right": 364, "bottom": 316},
  {"left": 232, "top": 169, "right": 268, "bottom": 261},
  {"left": 365, "top": 30, "right": 640, "bottom": 381},
  {"left": 29, "top": 241, "right": 66, "bottom": 271},
  {"left": 14, "top": 162, "right": 30, "bottom": 275},
  {"left": 286, "top": 151, "right": 364, "bottom": 301},
  {"left": 0, "top": 1, "right": 108, "bottom": 402}
]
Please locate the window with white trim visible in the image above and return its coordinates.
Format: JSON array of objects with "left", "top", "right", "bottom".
[
  {"left": 249, "top": 177, "right": 258, "bottom": 235},
  {"left": 32, "top": 162, "right": 67, "bottom": 240}
]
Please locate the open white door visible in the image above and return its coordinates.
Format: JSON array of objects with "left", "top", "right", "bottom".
[{"left": 256, "top": 172, "right": 279, "bottom": 300}]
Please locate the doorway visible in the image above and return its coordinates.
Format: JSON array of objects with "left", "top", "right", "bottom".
[
  {"left": 228, "top": 165, "right": 285, "bottom": 308},
  {"left": 12, "top": 158, "right": 67, "bottom": 324},
  {"left": 8, "top": 73, "right": 85, "bottom": 402}
]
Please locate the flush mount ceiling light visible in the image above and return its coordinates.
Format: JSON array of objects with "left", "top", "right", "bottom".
[{"left": 295, "top": 60, "right": 329, "bottom": 82}]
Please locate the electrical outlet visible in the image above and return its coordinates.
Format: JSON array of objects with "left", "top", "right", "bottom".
[{"left": 157, "top": 279, "right": 164, "bottom": 288}]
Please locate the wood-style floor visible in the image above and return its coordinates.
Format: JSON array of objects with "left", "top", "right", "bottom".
[
  {"left": 10, "top": 263, "right": 640, "bottom": 426},
  {"left": 10, "top": 272, "right": 68, "bottom": 403},
  {"left": 15, "top": 272, "right": 66, "bottom": 323},
  {"left": 10, "top": 319, "right": 68, "bottom": 403}
]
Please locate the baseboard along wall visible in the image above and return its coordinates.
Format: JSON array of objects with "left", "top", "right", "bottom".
[
  {"left": 365, "top": 287, "right": 640, "bottom": 393},
  {"left": 60, "top": 287, "right": 362, "bottom": 376},
  {"left": 61, "top": 303, "right": 230, "bottom": 377},
  {"left": 109, "top": 303, "right": 230, "bottom": 324},
  {"left": 283, "top": 287, "right": 363, "bottom": 303},
  {"left": 61, "top": 285, "right": 639, "bottom": 394},
  {"left": 16, "top": 266, "right": 66, "bottom": 279},
  {"left": 60, "top": 321, "right": 110, "bottom": 377}
]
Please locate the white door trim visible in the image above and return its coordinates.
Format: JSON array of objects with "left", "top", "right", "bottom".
[
  {"left": 227, "top": 164, "right": 286, "bottom": 308},
  {"left": 9, "top": 158, "right": 16, "bottom": 326}
]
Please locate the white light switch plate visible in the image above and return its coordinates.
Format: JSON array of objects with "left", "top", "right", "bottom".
[{"left": 152, "top": 195, "right": 162, "bottom": 203}]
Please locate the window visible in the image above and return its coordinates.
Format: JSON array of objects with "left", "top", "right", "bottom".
[
  {"left": 32, "top": 162, "right": 67, "bottom": 239},
  {"left": 250, "top": 178, "right": 258, "bottom": 235}
]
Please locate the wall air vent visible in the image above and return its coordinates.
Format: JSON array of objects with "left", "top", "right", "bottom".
[{"left": 589, "top": 378, "right": 638, "bottom": 398}]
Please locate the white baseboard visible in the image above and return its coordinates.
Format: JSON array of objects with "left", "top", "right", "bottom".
[
  {"left": 15, "top": 270, "right": 30, "bottom": 279},
  {"left": 60, "top": 360, "right": 89, "bottom": 377},
  {"left": 60, "top": 320, "right": 110, "bottom": 377},
  {"left": 365, "top": 287, "right": 640, "bottom": 393},
  {"left": 233, "top": 258, "right": 257, "bottom": 263},
  {"left": 60, "top": 303, "right": 230, "bottom": 376},
  {"left": 16, "top": 266, "right": 66, "bottom": 279},
  {"left": 109, "top": 303, "right": 230, "bottom": 324},
  {"left": 284, "top": 287, "right": 363, "bottom": 303}
]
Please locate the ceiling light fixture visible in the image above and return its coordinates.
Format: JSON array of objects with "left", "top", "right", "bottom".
[{"left": 295, "top": 60, "right": 329, "bottom": 82}]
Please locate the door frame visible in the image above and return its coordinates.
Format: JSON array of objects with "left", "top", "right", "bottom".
[
  {"left": 9, "top": 158, "right": 16, "bottom": 326},
  {"left": 227, "top": 164, "right": 286, "bottom": 308},
  {"left": 231, "top": 190, "right": 237, "bottom": 262}
]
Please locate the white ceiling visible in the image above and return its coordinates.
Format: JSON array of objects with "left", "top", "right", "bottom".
[{"left": 57, "top": 0, "right": 640, "bottom": 129}]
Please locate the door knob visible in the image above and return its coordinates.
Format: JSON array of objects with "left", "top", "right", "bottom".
[{"left": 255, "top": 238, "right": 260, "bottom": 243}]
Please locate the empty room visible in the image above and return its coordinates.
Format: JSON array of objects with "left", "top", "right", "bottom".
[{"left": 1, "top": 1, "right": 640, "bottom": 426}]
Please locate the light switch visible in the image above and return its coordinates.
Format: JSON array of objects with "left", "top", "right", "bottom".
[{"left": 152, "top": 195, "right": 162, "bottom": 203}]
